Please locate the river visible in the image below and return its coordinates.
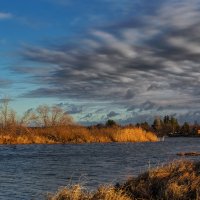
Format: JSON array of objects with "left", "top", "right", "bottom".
[{"left": 0, "top": 137, "right": 200, "bottom": 200}]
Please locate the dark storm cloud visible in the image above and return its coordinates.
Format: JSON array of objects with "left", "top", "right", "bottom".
[
  {"left": 125, "top": 89, "right": 135, "bottom": 99},
  {"left": 140, "top": 101, "right": 158, "bottom": 111},
  {"left": 13, "top": 0, "right": 200, "bottom": 122},
  {"left": 178, "top": 111, "right": 200, "bottom": 124},
  {"left": 80, "top": 113, "right": 93, "bottom": 120},
  {"left": 127, "top": 101, "right": 158, "bottom": 112},
  {"left": 126, "top": 105, "right": 138, "bottom": 112},
  {"left": 107, "top": 111, "right": 119, "bottom": 118},
  {"left": 147, "top": 83, "right": 168, "bottom": 91},
  {"left": 65, "top": 104, "right": 83, "bottom": 114},
  {"left": 118, "top": 114, "right": 154, "bottom": 124}
]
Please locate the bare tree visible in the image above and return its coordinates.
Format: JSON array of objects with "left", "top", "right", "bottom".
[
  {"left": 36, "top": 105, "right": 50, "bottom": 127},
  {"left": 50, "top": 106, "right": 73, "bottom": 126},
  {"left": 20, "top": 108, "right": 37, "bottom": 126},
  {"left": 20, "top": 105, "right": 74, "bottom": 127},
  {"left": 0, "top": 96, "right": 11, "bottom": 128},
  {"left": 51, "top": 106, "right": 63, "bottom": 126},
  {"left": 34, "top": 105, "right": 74, "bottom": 127},
  {"left": 8, "top": 109, "right": 17, "bottom": 127}
]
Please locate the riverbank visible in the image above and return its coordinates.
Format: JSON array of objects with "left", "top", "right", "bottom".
[
  {"left": 47, "top": 160, "right": 200, "bottom": 200},
  {"left": 0, "top": 126, "right": 158, "bottom": 144}
]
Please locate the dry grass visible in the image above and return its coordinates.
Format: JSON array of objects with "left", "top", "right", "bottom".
[
  {"left": 120, "top": 160, "right": 200, "bottom": 200},
  {"left": 0, "top": 133, "right": 55, "bottom": 144},
  {"left": 109, "top": 128, "right": 158, "bottom": 142},
  {"left": 46, "top": 184, "right": 130, "bottom": 200},
  {"left": 0, "top": 126, "right": 158, "bottom": 144},
  {"left": 0, "top": 126, "right": 55, "bottom": 144},
  {"left": 46, "top": 160, "right": 200, "bottom": 200},
  {"left": 87, "top": 127, "right": 158, "bottom": 143}
]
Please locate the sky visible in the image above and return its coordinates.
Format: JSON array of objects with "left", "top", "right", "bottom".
[{"left": 1, "top": 0, "right": 200, "bottom": 125}]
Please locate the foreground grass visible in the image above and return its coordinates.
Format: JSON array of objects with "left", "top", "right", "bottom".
[
  {"left": 47, "top": 160, "right": 200, "bottom": 200},
  {"left": 46, "top": 185, "right": 130, "bottom": 200},
  {"left": 0, "top": 126, "right": 158, "bottom": 144}
]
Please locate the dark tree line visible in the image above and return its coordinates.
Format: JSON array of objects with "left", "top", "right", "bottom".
[
  {"left": 92, "top": 117, "right": 200, "bottom": 137},
  {"left": 136, "top": 115, "right": 199, "bottom": 136}
]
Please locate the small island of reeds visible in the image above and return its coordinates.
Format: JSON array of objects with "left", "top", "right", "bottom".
[{"left": 0, "top": 99, "right": 157, "bottom": 144}]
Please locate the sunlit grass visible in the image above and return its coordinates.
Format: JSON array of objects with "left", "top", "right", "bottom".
[
  {"left": 121, "top": 160, "right": 200, "bottom": 200},
  {"left": 109, "top": 128, "right": 158, "bottom": 142},
  {"left": 46, "top": 160, "right": 200, "bottom": 200},
  {"left": 0, "top": 126, "right": 158, "bottom": 144},
  {"left": 46, "top": 184, "right": 130, "bottom": 200}
]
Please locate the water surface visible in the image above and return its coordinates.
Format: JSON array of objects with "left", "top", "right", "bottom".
[{"left": 0, "top": 137, "right": 200, "bottom": 200}]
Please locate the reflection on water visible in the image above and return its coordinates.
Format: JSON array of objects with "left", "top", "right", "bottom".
[{"left": 0, "top": 137, "right": 200, "bottom": 199}]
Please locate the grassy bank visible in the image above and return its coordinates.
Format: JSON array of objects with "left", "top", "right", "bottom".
[
  {"left": 0, "top": 126, "right": 157, "bottom": 144},
  {"left": 47, "top": 160, "right": 200, "bottom": 200}
]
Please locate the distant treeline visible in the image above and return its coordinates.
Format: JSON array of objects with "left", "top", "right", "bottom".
[
  {"left": 134, "top": 116, "right": 199, "bottom": 136},
  {"left": 83, "top": 115, "right": 200, "bottom": 136},
  {"left": 91, "top": 117, "right": 200, "bottom": 137}
]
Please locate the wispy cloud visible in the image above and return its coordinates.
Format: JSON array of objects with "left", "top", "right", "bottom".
[{"left": 0, "top": 12, "right": 13, "bottom": 20}]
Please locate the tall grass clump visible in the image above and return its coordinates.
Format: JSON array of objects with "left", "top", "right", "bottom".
[
  {"left": 120, "top": 160, "right": 200, "bottom": 200},
  {"left": 89, "top": 127, "right": 158, "bottom": 143},
  {"left": 109, "top": 127, "right": 158, "bottom": 142},
  {"left": 46, "top": 184, "right": 130, "bottom": 200},
  {"left": 47, "top": 160, "right": 200, "bottom": 200}
]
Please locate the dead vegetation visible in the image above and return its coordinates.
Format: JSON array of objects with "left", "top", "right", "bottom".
[
  {"left": 0, "top": 126, "right": 158, "bottom": 144},
  {"left": 46, "top": 160, "right": 200, "bottom": 200},
  {"left": 46, "top": 184, "right": 130, "bottom": 200},
  {"left": 120, "top": 160, "right": 200, "bottom": 200}
]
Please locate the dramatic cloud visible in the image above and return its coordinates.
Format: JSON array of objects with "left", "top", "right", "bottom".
[{"left": 13, "top": 0, "right": 200, "bottom": 123}]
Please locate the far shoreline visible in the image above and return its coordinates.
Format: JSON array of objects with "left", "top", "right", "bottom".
[{"left": 168, "top": 134, "right": 200, "bottom": 137}]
